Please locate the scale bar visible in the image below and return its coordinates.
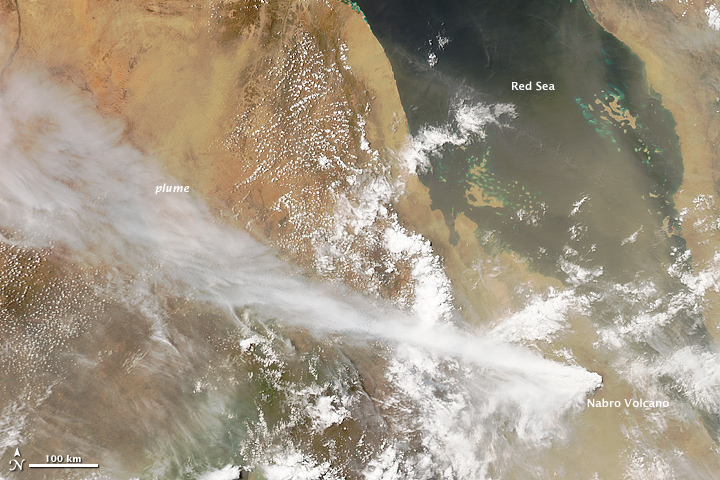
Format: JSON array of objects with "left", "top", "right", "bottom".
[{"left": 29, "top": 464, "right": 99, "bottom": 468}]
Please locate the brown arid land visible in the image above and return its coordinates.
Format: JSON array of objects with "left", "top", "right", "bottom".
[
  {"left": 0, "top": 4, "right": 562, "bottom": 474},
  {"left": 584, "top": 0, "right": 720, "bottom": 339},
  {"left": 0, "top": 0, "right": 547, "bottom": 324},
  {"left": 1, "top": 1, "right": 720, "bottom": 476}
]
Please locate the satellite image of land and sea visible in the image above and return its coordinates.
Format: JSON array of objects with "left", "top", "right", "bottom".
[{"left": 1, "top": 0, "right": 720, "bottom": 478}]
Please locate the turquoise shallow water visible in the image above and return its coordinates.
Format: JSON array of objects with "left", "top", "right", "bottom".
[
  {"left": 355, "top": 0, "right": 720, "bottom": 464},
  {"left": 2, "top": 2, "right": 720, "bottom": 479},
  {"left": 356, "top": 0, "right": 683, "bottom": 282}
]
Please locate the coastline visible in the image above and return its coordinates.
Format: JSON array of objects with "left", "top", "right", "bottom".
[
  {"left": 4, "top": 0, "right": 548, "bottom": 324},
  {"left": 583, "top": 0, "right": 720, "bottom": 340},
  {"left": 1, "top": 1, "right": 719, "bottom": 476},
  {"left": 1, "top": 0, "right": 427, "bottom": 310}
]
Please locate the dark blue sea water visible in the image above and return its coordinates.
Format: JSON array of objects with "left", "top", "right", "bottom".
[
  {"left": 2, "top": 3, "right": 718, "bottom": 479},
  {"left": 356, "top": 0, "right": 683, "bottom": 283},
  {"left": 356, "top": 0, "right": 720, "bottom": 455}
]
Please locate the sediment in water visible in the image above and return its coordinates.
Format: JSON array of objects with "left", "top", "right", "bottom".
[{"left": 583, "top": 0, "right": 720, "bottom": 339}]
